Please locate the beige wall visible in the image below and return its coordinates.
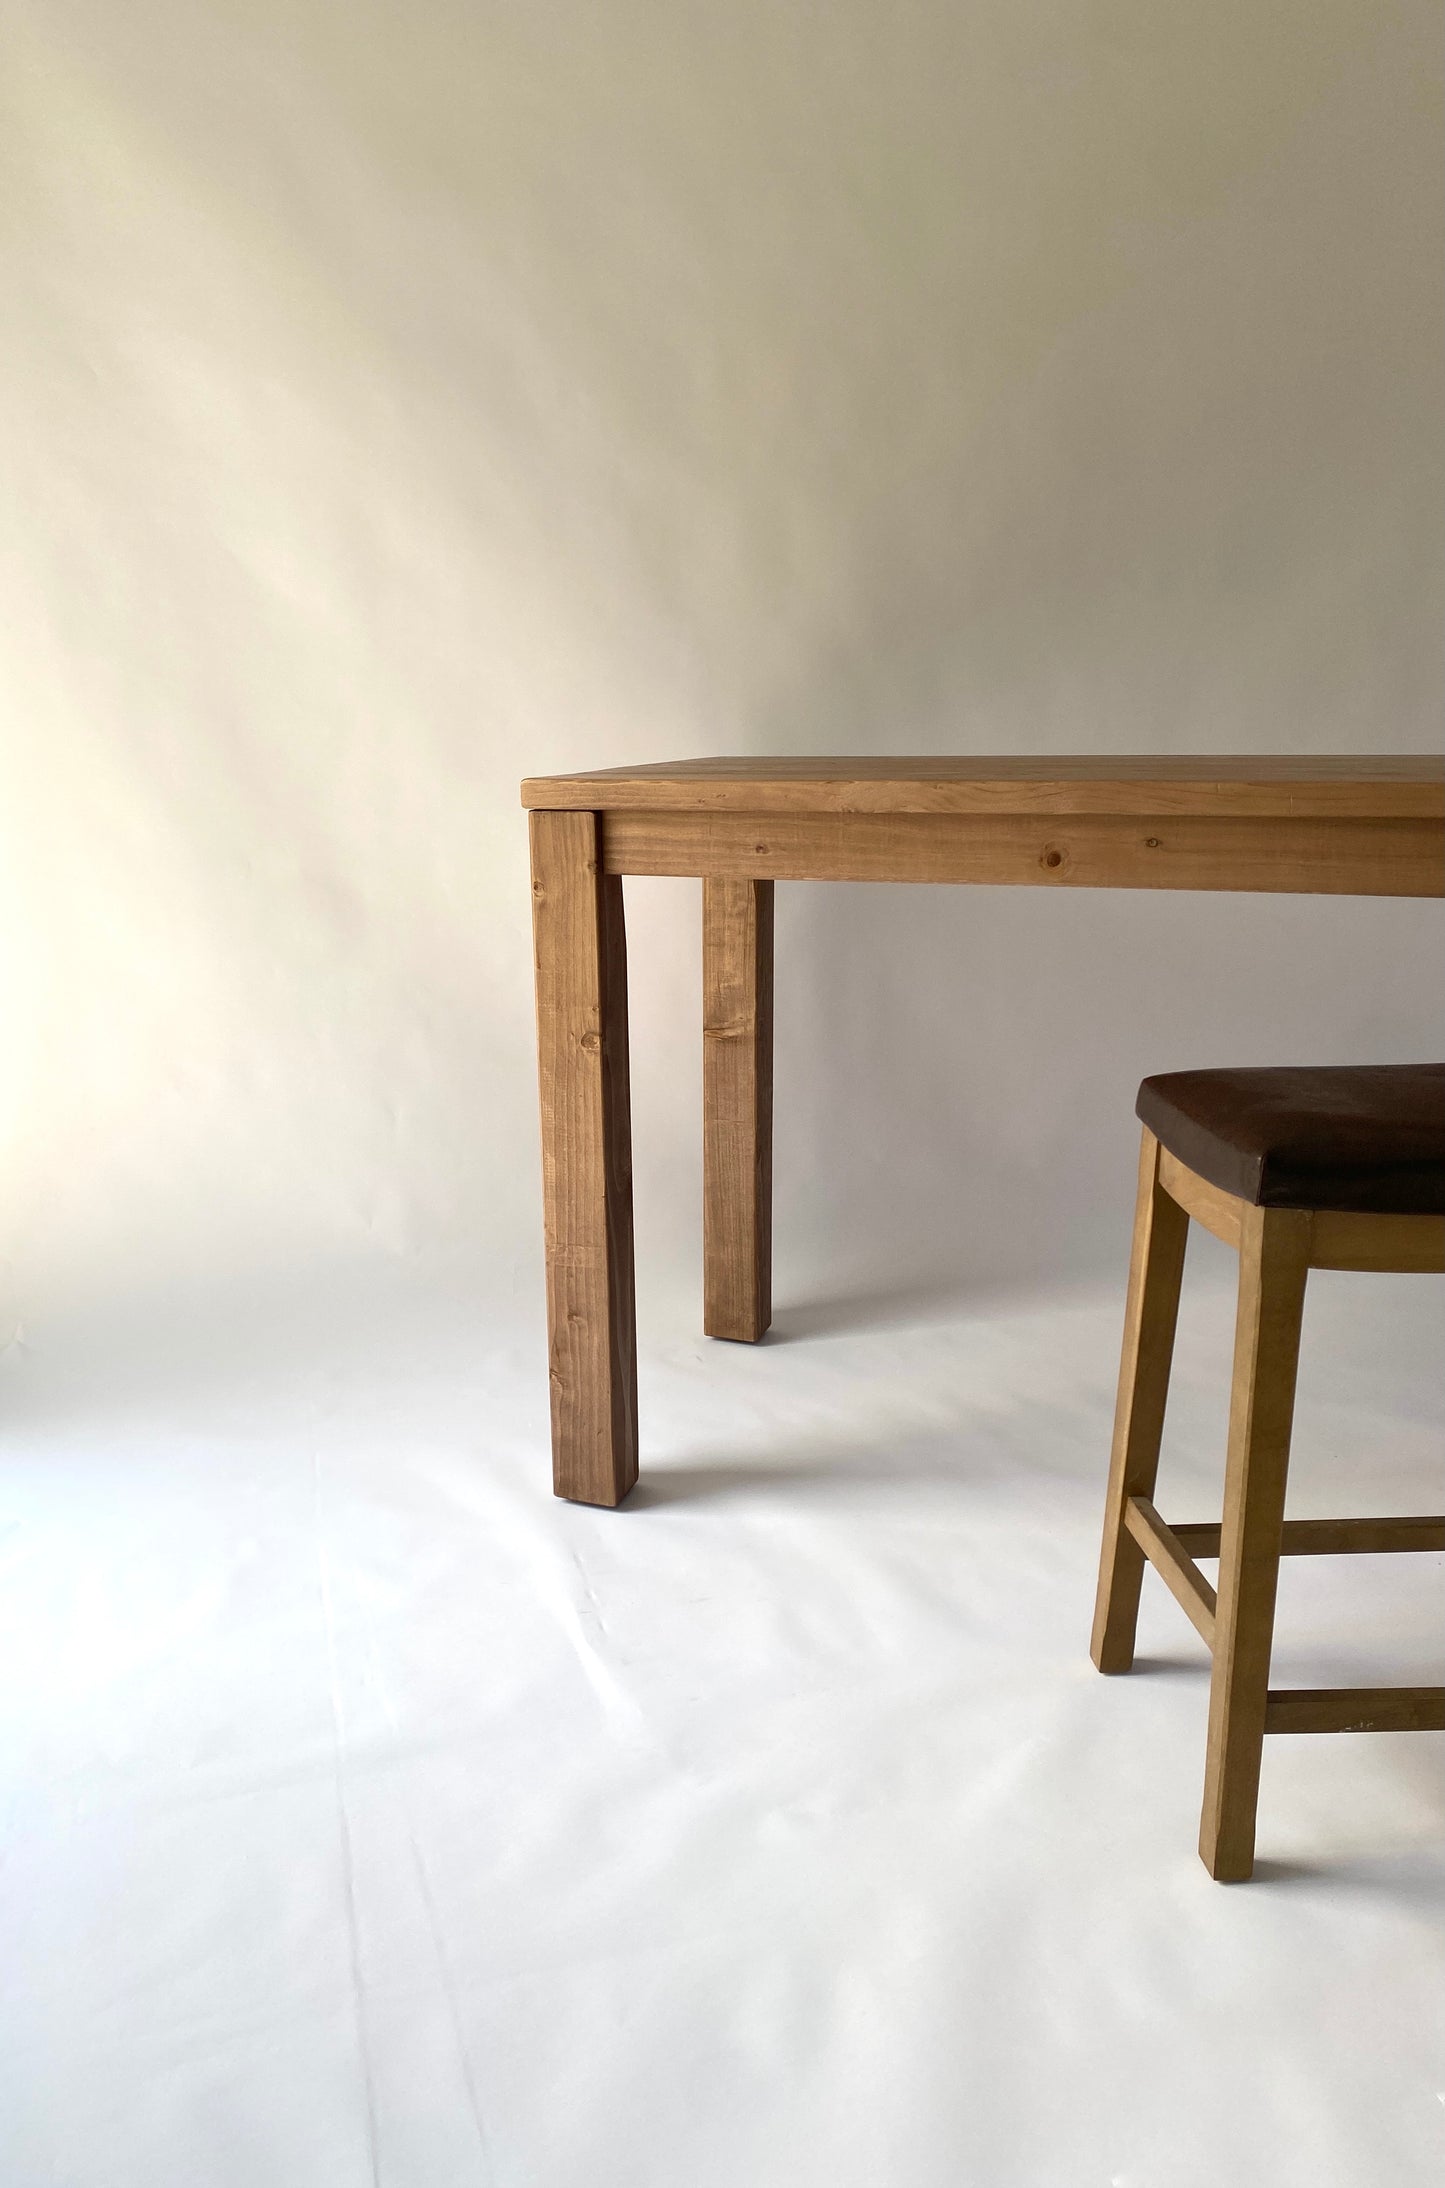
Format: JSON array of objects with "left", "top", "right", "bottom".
[{"left": 1, "top": 2, "right": 1441, "bottom": 1319}]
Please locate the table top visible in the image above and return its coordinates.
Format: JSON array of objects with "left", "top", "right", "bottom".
[{"left": 522, "top": 755, "right": 1445, "bottom": 820}]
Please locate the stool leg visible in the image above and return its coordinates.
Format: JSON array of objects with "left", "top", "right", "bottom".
[
  {"left": 1199, "top": 1204, "right": 1311, "bottom": 1881},
  {"left": 1091, "top": 1130, "right": 1190, "bottom": 1674}
]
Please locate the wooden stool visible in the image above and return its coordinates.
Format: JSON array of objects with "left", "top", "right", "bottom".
[{"left": 1091, "top": 1064, "right": 1445, "bottom": 1880}]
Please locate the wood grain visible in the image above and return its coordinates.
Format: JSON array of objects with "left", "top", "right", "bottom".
[
  {"left": 702, "top": 879, "right": 774, "bottom": 1342},
  {"left": 1263, "top": 1687, "right": 1445, "bottom": 1735},
  {"left": 1098, "top": 1145, "right": 1445, "bottom": 1877},
  {"left": 601, "top": 810, "right": 1442, "bottom": 897},
  {"left": 524, "top": 754, "right": 1445, "bottom": 821},
  {"left": 1160, "top": 1159, "right": 1445, "bottom": 1268},
  {"left": 1091, "top": 1130, "right": 1192, "bottom": 1674},
  {"left": 523, "top": 754, "right": 1444, "bottom": 1521},
  {"left": 530, "top": 810, "right": 638, "bottom": 1507},
  {"left": 1171, "top": 1515, "right": 1445, "bottom": 1557},
  {"left": 1158, "top": 1149, "right": 1243, "bottom": 1247},
  {"left": 1124, "top": 1497, "right": 1218, "bottom": 1644},
  {"left": 1309, "top": 1210, "right": 1445, "bottom": 1273},
  {"left": 1199, "top": 1204, "right": 1312, "bottom": 1882}
]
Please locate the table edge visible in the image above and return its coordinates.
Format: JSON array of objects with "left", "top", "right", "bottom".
[{"left": 522, "top": 767, "right": 1445, "bottom": 821}]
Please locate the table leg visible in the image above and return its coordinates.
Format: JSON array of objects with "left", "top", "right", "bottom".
[
  {"left": 703, "top": 877, "right": 774, "bottom": 1341},
  {"left": 530, "top": 810, "right": 639, "bottom": 1505}
]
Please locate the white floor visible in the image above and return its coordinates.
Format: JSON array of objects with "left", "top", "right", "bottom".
[{"left": 2, "top": 1250, "right": 1441, "bottom": 2188}]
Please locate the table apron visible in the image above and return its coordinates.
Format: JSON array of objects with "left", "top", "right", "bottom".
[{"left": 600, "top": 810, "right": 1443, "bottom": 896}]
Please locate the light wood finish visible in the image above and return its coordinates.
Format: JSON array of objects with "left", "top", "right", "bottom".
[
  {"left": 1172, "top": 1515, "right": 1445, "bottom": 1557},
  {"left": 1264, "top": 1687, "right": 1445, "bottom": 1735},
  {"left": 1157, "top": 1149, "right": 1244, "bottom": 1248},
  {"left": 1309, "top": 1210, "right": 1445, "bottom": 1273},
  {"left": 1090, "top": 1131, "right": 1191, "bottom": 1673},
  {"left": 1124, "top": 1498, "right": 1217, "bottom": 1643},
  {"left": 1097, "top": 1134, "right": 1445, "bottom": 1880},
  {"left": 1200, "top": 1203, "right": 1313, "bottom": 1881},
  {"left": 524, "top": 754, "right": 1445, "bottom": 821},
  {"left": 600, "top": 810, "right": 1441, "bottom": 897},
  {"left": 703, "top": 879, "right": 774, "bottom": 1342},
  {"left": 529, "top": 810, "right": 638, "bottom": 1507}
]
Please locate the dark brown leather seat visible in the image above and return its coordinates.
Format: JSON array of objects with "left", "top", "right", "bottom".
[{"left": 1135, "top": 1063, "right": 1445, "bottom": 1215}]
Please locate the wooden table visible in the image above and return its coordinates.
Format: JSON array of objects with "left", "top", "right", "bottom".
[{"left": 523, "top": 757, "right": 1445, "bottom": 1507}]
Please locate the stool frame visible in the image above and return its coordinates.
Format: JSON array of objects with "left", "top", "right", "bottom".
[{"left": 1091, "top": 1128, "right": 1445, "bottom": 1881}]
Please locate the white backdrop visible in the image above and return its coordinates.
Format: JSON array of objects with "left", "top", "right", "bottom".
[
  {"left": 1, "top": 7, "right": 1443, "bottom": 2186},
  {"left": 1, "top": 0, "right": 1441, "bottom": 1325}
]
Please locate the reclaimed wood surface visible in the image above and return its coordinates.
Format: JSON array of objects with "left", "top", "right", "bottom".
[
  {"left": 523, "top": 753, "right": 1444, "bottom": 820},
  {"left": 599, "top": 809, "right": 1441, "bottom": 896},
  {"left": 529, "top": 810, "right": 638, "bottom": 1506},
  {"left": 525, "top": 756, "right": 1443, "bottom": 1508},
  {"left": 702, "top": 879, "right": 774, "bottom": 1343}
]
